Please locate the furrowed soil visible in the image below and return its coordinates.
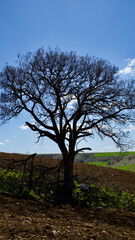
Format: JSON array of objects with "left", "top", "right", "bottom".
[{"left": 0, "top": 152, "right": 135, "bottom": 239}]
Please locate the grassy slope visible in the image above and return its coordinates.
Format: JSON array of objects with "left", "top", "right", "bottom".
[
  {"left": 76, "top": 152, "right": 135, "bottom": 172},
  {"left": 92, "top": 151, "right": 135, "bottom": 157},
  {"left": 88, "top": 162, "right": 135, "bottom": 172},
  {"left": 116, "top": 164, "right": 135, "bottom": 172},
  {"left": 88, "top": 161, "right": 108, "bottom": 167}
]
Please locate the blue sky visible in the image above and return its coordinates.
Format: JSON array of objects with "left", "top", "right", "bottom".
[{"left": 0, "top": 0, "right": 135, "bottom": 154}]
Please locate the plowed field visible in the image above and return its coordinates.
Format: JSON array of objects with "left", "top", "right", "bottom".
[{"left": 0, "top": 152, "right": 135, "bottom": 239}]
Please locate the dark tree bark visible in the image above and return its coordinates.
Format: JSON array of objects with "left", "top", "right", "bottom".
[{"left": 63, "top": 155, "right": 74, "bottom": 202}]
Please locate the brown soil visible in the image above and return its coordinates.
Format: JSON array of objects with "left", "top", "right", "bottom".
[
  {"left": 0, "top": 193, "right": 135, "bottom": 240},
  {"left": 0, "top": 152, "right": 135, "bottom": 239},
  {"left": 74, "top": 162, "right": 135, "bottom": 194}
]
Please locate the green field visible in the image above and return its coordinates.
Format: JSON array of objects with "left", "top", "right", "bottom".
[
  {"left": 88, "top": 161, "right": 135, "bottom": 172},
  {"left": 93, "top": 151, "right": 135, "bottom": 157},
  {"left": 116, "top": 164, "right": 135, "bottom": 172},
  {"left": 74, "top": 151, "right": 135, "bottom": 172},
  {"left": 88, "top": 161, "right": 108, "bottom": 167}
]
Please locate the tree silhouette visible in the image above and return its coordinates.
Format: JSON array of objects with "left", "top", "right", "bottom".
[{"left": 0, "top": 48, "right": 135, "bottom": 199}]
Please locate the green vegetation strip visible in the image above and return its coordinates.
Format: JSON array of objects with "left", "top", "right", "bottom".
[
  {"left": 115, "top": 164, "right": 135, "bottom": 172},
  {"left": 93, "top": 152, "right": 135, "bottom": 157},
  {"left": 73, "top": 183, "right": 135, "bottom": 210},
  {"left": 88, "top": 161, "right": 135, "bottom": 172},
  {"left": 88, "top": 162, "right": 108, "bottom": 167},
  {"left": 0, "top": 168, "right": 135, "bottom": 210}
]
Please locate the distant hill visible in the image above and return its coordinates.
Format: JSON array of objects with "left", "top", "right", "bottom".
[
  {"left": 39, "top": 151, "right": 135, "bottom": 172},
  {"left": 1, "top": 151, "right": 135, "bottom": 172}
]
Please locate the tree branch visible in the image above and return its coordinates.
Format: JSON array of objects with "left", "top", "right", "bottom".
[
  {"left": 26, "top": 122, "right": 58, "bottom": 143},
  {"left": 74, "top": 147, "right": 92, "bottom": 156}
]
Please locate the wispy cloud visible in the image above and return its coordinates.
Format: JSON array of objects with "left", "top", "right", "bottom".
[
  {"left": 19, "top": 125, "right": 29, "bottom": 130},
  {"left": 104, "top": 146, "right": 114, "bottom": 149},
  {"left": 123, "top": 124, "right": 135, "bottom": 132},
  {"left": 119, "top": 58, "right": 135, "bottom": 76},
  {"left": 34, "top": 145, "right": 39, "bottom": 149},
  {"left": 5, "top": 139, "right": 10, "bottom": 143},
  {"left": 129, "top": 124, "right": 135, "bottom": 130},
  {"left": 0, "top": 142, "right": 5, "bottom": 145}
]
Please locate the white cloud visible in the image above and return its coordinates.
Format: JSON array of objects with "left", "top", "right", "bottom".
[
  {"left": 119, "top": 67, "right": 132, "bottom": 75},
  {"left": 129, "top": 124, "right": 135, "bottom": 130},
  {"left": 123, "top": 124, "right": 135, "bottom": 132},
  {"left": 5, "top": 139, "right": 10, "bottom": 143},
  {"left": 104, "top": 146, "right": 114, "bottom": 149},
  {"left": 19, "top": 124, "right": 29, "bottom": 130},
  {"left": 34, "top": 145, "right": 39, "bottom": 149},
  {"left": 123, "top": 129, "right": 129, "bottom": 132},
  {"left": 119, "top": 58, "right": 135, "bottom": 76},
  {"left": 39, "top": 126, "right": 44, "bottom": 129},
  {"left": 68, "top": 98, "right": 77, "bottom": 109},
  {"left": 0, "top": 142, "right": 5, "bottom": 145},
  {"left": 128, "top": 58, "right": 135, "bottom": 67}
]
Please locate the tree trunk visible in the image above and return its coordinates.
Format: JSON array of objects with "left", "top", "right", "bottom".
[
  {"left": 64, "top": 158, "right": 74, "bottom": 190},
  {"left": 57, "top": 146, "right": 75, "bottom": 203},
  {"left": 63, "top": 157, "right": 74, "bottom": 203},
  {"left": 58, "top": 142, "right": 75, "bottom": 203}
]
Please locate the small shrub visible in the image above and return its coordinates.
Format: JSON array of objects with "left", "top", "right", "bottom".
[{"left": 73, "top": 183, "right": 135, "bottom": 210}]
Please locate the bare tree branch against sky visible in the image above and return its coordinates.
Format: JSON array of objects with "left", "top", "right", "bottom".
[{"left": 0, "top": 0, "right": 135, "bottom": 153}]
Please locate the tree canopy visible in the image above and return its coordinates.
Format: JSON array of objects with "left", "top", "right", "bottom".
[{"left": 0, "top": 48, "right": 135, "bottom": 195}]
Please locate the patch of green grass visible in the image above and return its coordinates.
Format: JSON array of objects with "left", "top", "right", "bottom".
[
  {"left": 88, "top": 161, "right": 108, "bottom": 167},
  {"left": 0, "top": 165, "right": 135, "bottom": 210},
  {"left": 0, "top": 170, "right": 25, "bottom": 195},
  {"left": 115, "top": 164, "right": 135, "bottom": 172},
  {"left": 93, "top": 151, "right": 135, "bottom": 157},
  {"left": 0, "top": 168, "right": 59, "bottom": 200},
  {"left": 88, "top": 161, "right": 135, "bottom": 172}
]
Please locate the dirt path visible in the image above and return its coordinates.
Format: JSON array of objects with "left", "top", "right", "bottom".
[{"left": 0, "top": 193, "right": 135, "bottom": 240}]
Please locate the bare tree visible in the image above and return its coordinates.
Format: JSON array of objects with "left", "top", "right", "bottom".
[{"left": 0, "top": 48, "right": 135, "bottom": 198}]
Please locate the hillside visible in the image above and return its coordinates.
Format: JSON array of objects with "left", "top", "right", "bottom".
[
  {"left": 0, "top": 152, "right": 135, "bottom": 239},
  {"left": 39, "top": 151, "right": 135, "bottom": 164},
  {"left": 75, "top": 152, "right": 135, "bottom": 167},
  {"left": 39, "top": 151, "right": 135, "bottom": 172},
  {"left": 0, "top": 152, "right": 135, "bottom": 193}
]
